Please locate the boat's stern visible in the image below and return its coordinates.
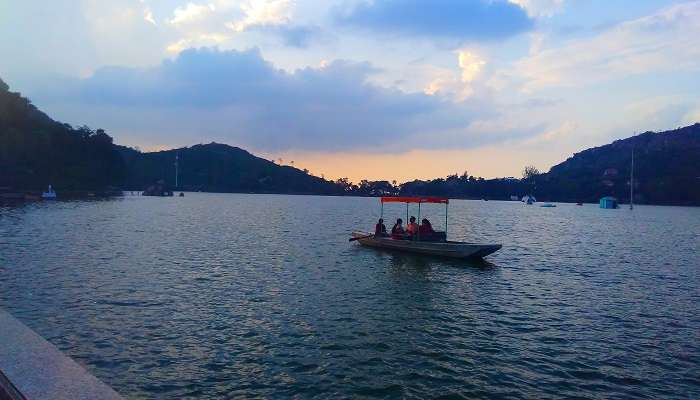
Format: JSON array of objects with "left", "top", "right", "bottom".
[{"left": 351, "top": 231, "right": 371, "bottom": 239}]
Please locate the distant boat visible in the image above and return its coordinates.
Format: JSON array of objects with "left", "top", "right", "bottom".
[
  {"left": 599, "top": 196, "right": 619, "bottom": 209},
  {"left": 576, "top": 202, "right": 583, "bottom": 206},
  {"left": 41, "top": 185, "right": 57, "bottom": 200},
  {"left": 540, "top": 203, "right": 556, "bottom": 207},
  {"left": 522, "top": 194, "right": 536, "bottom": 204}
]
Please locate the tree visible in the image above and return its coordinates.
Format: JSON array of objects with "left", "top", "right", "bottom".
[{"left": 522, "top": 165, "right": 541, "bottom": 180}]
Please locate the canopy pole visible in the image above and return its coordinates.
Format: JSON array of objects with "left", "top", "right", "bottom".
[
  {"left": 417, "top": 202, "right": 421, "bottom": 240},
  {"left": 380, "top": 202, "right": 384, "bottom": 220},
  {"left": 445, "top": 202, "right": 448, "bottom": 236},
  {"left": 406, "top": 203, "right": 409, "bottom": 225}
]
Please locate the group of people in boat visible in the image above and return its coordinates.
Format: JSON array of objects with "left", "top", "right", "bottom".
[{"left": 374, "top": 216, "right": 437, "bottom": 240}]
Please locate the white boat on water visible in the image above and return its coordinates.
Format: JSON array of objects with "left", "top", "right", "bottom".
[
  {"left": 41, "top": 185, "right": 57, "bottom": 200},
  {"left": 351, "top": 197, "right": 502, "bottom": 259},
  {"left": 522, "top": 194, "right": 536, "bottom": 204}
]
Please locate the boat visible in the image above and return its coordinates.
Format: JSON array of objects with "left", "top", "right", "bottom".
[
  {"left": 540, "top": 203, "right": 556, "bottom": 207},
  {"left": 350, "top": 197, "right": 502, "bottom": 259},
  {"left": 41, "top": 185, "right": 57, "bottom": 200},
  {"left": 599, "top": 196, "right": 618, "bottom": 209},
  {"left": 522, "top": 194, "right": 536, "bottom": 205}
]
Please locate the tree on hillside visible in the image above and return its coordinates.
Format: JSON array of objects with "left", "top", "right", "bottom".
[{"left": 522, "top": 165, "right": 541, "bottom": 180}]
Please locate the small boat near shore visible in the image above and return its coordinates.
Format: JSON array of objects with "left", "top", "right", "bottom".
[
  {"left": 351, "top": 197, "right": 502, "bottom": 259},
  {"left": 41, "top": 184, "right": 57, "bottom": 200}
]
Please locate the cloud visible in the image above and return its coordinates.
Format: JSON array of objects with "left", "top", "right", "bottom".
[
  {"left": 505, "top": 1, "right": 700, "bottom": 92},
  {"left": 252, "top": 24, "right": 321, "bottom": 48},
  {"left": 457, "top": 50, "right": 486, "bottom": 83},
  {"left": 169, "top": 3, "right": 217, "bottom": 25},
  {"left": 33, "top": 48, "right": 548, "bottom": 153},
  {"left": 337, "top": 0, "right": 533, "bottom": 42},
  {"left": 166, "top": 33, "right": 228, "bottom": 54},
  {"left": 227, "top": 0, "right": 293, "bottom": 32},
  {"left": 508, "top": 0, "right": 564, "bottom": 18}
]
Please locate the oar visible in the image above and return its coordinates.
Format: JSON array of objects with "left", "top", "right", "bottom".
[{"left": 349, "top": 234, "right": 374, "bottom": 242}]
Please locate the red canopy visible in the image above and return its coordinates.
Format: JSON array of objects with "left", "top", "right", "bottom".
[{"left": 381, "top": 197, "right": 449, "bottom": 204}]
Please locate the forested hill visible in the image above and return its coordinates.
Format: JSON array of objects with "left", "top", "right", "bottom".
[
  {"left": 0, "top": 78, "right": 124, "bottom": 191},
  {"left": 0, "top": 77, "right": 342, "bottom": 195},
  {"left": 375, "top": 124, "right": 700, "bottom": 206},
  {"left": 118, "top": 143, "right": 343, "bottom": 194},
  {"left": 533, "top": 124, "right": 700, "bottom": 205}
]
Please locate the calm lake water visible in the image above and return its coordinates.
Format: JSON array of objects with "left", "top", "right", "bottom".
[{"left": 1, "top": 194, "right": 699, "bottom": 399}]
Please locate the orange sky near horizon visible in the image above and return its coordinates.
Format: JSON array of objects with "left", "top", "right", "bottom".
[{"left": 264, "top": 142, "right": 571, "bottom": 183}]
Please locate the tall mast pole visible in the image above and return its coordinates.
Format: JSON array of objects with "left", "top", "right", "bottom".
[
  {"left": 630, "top": 146, "right": 634, "bottom": 210},
  {"left": 175, "top": 153, "right": 179, "bottom": 189}
]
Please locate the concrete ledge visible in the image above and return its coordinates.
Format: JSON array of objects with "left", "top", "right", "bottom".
[{"left": 0, "top": 310, "right": 123, "bottom": 400}]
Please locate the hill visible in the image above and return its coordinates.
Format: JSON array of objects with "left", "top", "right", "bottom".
[
  {"left": 118, "top": 143, "right": 342, "bottom": 194},
  {"left": 0, "top": 77, "right": 341, "bottom": 195},
  {"left": 0, "top": 78, "right": 125, "bottom": 191},
  {"left": 395, "top": 124, "right": 700, "bottom": 206},
  {"left": 535, "top": 124, "right": 700, "bottom": 205}
]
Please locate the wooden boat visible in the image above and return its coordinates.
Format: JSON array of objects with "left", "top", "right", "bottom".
[
  {"left": 351, "top": 197, "right": 502, "bottom": 259},
  {"left": 352, "top": 231, "right": 501, "bottom": 258}
]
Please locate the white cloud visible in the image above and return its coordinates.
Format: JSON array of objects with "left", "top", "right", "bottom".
[
  {"left": 457, "top": 50, "right": 486, "bottom": 83},
  {"left": 144, "top": 8, "right": 156, "bottom": 25},
  {"left": 169, "top": 2, "right": 216, "bottom": 25},
  {"left": 166, "top": 33, "right": 228, "bottom": 53},
  {"left": 422, "top": 50, "right": 486, "bottom": 100},
  {"left": 138, "top": 0, "right": 157, "bottom": 25},
  {"left": 508, "top": 0, "right": 564, "bottom": 18},
  {"left": 226, "top": 0, "right": 293, "bottom": 32},
  {"left": 509, "top": 1, "right": 700, "bottom": 92}
]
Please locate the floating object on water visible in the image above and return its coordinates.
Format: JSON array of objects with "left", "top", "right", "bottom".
[
  {"left": 540, "top": 203, "right": 556, "bottom": 207},
  {"left": 522, "top": 194, "right": 536, "bottom": 205},
  {"left": 179, "top": 192, "right": 184, "bottom": 197},
  {"left": 599, "top": 196, "right": 619, "bottom": 209},
  {"left": 41, "top": 185, "right": 57, "bottom": 200},
  {"left": 351, "top": 197, "right": 502, "bottom": 259}
]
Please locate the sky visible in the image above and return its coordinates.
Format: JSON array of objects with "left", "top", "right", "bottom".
[{"left": 2, "top": 0, "right": 700, "bottom": 182}]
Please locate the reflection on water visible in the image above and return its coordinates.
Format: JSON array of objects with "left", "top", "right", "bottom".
[{"left": 1, "top": 194, "right": 699, "bottom": 399}]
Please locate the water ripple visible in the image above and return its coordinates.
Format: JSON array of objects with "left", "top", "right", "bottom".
[{"left": 1, "top": 195, "right": 699, "bottom": 399}]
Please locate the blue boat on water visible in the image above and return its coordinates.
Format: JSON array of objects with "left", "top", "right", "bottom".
[{"left": 599, "top": 196, "right": 619, "bottom": 209}]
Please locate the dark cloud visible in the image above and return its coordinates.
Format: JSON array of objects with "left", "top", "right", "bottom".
[
  {"left": 32, "top": 48, "right": 540, "bottom": 152},
  {"left": 336, "top": 0, "right": 533, "bottom": 42},
  {"left": 254, "top": 25, "right": 322, "bottom": 48}
]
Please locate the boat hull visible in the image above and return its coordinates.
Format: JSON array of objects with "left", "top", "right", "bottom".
[{"left": 352, "top": 231, "right": 501, "bottom": 259}]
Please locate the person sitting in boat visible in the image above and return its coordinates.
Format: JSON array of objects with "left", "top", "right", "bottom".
[
  {"left": 406, "top": 216, "right": 419, "bottom": 237},
  {"left": 375, "top": 218, "right": 387, "bottom": 236},
  {"left": 391, "top": 218, "right": 405, "bottom": 239},
  {"left": 419, "top": 218, "right": 435, "bottom": 238}
]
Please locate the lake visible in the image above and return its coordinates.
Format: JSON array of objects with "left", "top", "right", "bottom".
[{"left": 1, "top": 194, "right": 699, "bottom": 399}]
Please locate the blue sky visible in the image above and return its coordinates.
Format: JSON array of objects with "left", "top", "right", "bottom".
[{"left": 1, "top": 0, "right": 699, "bottom": 181}]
